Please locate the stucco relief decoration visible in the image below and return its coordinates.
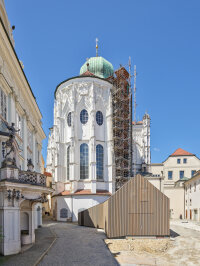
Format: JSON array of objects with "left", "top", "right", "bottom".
[
  {"left": 95, "top": 88, "right": 107, "bottom": 109},
  {"left": 78, "top": 83, "right": 89, "bottom": 96}
]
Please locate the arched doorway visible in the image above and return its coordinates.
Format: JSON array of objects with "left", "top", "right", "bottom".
[{"left": 20, "top": 212, "right": 29, "bottom": 245}]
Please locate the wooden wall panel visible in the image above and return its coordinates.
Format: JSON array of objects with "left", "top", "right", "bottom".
[{"left": 78, "top": 175, "right": 170, "bottom": 238}]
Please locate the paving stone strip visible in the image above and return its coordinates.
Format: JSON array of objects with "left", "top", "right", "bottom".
[
  {"left": 2, "top": 223, "right": 56, "bottom": 266},
  {"left": 38, "top": 222, "right": 119, "bottom": 266}
]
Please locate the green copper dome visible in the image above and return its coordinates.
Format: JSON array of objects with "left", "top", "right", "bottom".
[{"left": 80, "top": 56, "right": 114, "bottom": 78}]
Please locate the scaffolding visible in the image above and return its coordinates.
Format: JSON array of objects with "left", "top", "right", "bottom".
[{"left": 109, "top": 65, "right": 132, "bottom": 190}]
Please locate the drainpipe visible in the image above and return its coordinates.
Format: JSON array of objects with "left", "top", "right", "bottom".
[
  {"left": 184, "top": 183, "right": 185, "bottom": 219},
  {"left": 159, "top": 177, "right": 161, "bottom": 191},
  {"left": 71, "top": 195, "right": 73, "bottom": 222}
]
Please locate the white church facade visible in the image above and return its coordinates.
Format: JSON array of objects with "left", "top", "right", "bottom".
[
  {"left": 132, "top": 113, "right": 151, "bottom": 174},
  {"left": 47, "top": 42, "right": 152, "bottom": 221},
  {"left": 47, "top": 57, "right": 115, "bottom": 221}
]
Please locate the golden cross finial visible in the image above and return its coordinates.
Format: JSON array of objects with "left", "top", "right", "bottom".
[{"left": 96, "top": 38, "right": 98, "bottom": 57}]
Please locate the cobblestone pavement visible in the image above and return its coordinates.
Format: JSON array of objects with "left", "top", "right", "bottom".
[
  {"left": 1, "top": 221, "right": 56, "bottom": 266},
  {"left": 39, "top": 221, "right": 119, "bottom": 266},
  {"left": 2, "top": 219, "right": 118, "bottom": 266}
]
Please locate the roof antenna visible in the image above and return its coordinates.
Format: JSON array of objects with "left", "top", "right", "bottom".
[{"left": 96, "top": 38, "right": 98, "bottom": 57}]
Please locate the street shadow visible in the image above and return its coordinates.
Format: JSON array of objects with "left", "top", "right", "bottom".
[{"left": 170, "top": 229, "right": 180, "bottom": 238}]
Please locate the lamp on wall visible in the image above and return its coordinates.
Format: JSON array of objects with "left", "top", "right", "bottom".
[
  {"left": 7, "top": 189, "right": 12, "bottom": 200},
  {"left": 7, "top": 189, "right": 22, "bottom": 201}
]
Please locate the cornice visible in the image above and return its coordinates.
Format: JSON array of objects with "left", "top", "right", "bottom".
[{"left": 55, "top": 76, "right": 112, "bottom": 99}]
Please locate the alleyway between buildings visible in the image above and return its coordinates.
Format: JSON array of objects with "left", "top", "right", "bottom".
[
  {"left": 1, "top": 219, "right": 200, "bottom": 266},
  {"left": 1, "top": 219, "right": 118, "bottom": 266}
]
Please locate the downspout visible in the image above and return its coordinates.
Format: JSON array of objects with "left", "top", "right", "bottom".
[
  {"left": 184, "top": 183, "right": 185, "bottom": 219},
  {"left": 159, "top": 177, "right": 161, "bottom": 191},
  {"left": 71, "top": 195, "right": 73, "bottom": 222}
]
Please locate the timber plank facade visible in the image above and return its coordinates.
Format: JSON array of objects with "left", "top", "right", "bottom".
[{"left": 78, "top": 175, "right": 170, "bottom": 238}]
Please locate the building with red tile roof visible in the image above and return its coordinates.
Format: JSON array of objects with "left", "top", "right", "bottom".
[
  {"left": 149, "top": 148, "right": 200, "bottom": 220},
  {"left": 171, "top": 148, "right": 194, "bottom": 156}
]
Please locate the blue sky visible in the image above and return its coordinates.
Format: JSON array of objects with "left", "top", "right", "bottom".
[{"left": 5, "top": 0, "right": 200, "bottom": 163}]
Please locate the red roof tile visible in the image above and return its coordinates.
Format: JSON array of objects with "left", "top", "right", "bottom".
[
  {"left": 132, "top": 121, "right": 143, "bottom": 125},
  {"left": 61, "top": 190, "right": 71, "bottom": 195},
  {"left": 44, "top": 172, "right": 52, "bottom": 177},
  {"left": 171, "top": 148, "right": 194, "bottom": 156},
  {"left": 60, "top": 189, "right": 111, "bottom": 196}
]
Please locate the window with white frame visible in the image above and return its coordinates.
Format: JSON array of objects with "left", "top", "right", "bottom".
[
  {"left": 80, "top": 143, "right": 89, "bottom": 179},
  {"left": 191, "top": 170, "right": 196, "bottom": 177},
  {"left": 96, "top": 144, "right": 104, "bottom": 179},
  {"left": 16, "top": 112, "right": 22, "bottom": 137},
  {"left": 27, "top": 129, "right": 33, "bottom": 151},
  {"left": 180, "top": 170, "right": 184, "bottom": 179},
  {"left": 0, "top": 88, "right": 7, "bottom": 120},
  {"left": 168, "top": 171, "right": 173, "bottom": 180}
]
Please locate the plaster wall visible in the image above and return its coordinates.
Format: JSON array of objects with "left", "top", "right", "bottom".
[
  {"left": 146, "top": 178, "right": 163, "bottom": 192},
  {"left": 163, "top": 156, "right": 200, "bottom": 182},
  {"left": 55, "top": 194, "right": 109, "bottom": 222},
  {"left": 132, "top": 115, "right": 151, "bottom": 174},
  {"left": 185, "top": 176, "right": 200, "bottom": 221},
  {"left": 150, "top": 164, "right": 163, "bottom": 176},
  {"left": 0, "top": 207, "right": 20, "bottom": 255},
  {"left": 151, "top": 156, "right": 200, "bottom": 183},
  {"left": 164, "top": 187, "right": 184, "bottom": 219}
]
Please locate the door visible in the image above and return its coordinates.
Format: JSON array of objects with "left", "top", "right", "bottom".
[{"left": 194, "top": 210, "right": 198, "bottom": 221}]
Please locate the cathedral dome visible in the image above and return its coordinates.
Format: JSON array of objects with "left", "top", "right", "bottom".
[{"left": 80, "top": 56, "right": 114, "bottom": 79}]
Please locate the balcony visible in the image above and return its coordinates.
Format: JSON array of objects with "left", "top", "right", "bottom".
[{"left": 19, "top": 171, "right": 47, "bottom": 186}]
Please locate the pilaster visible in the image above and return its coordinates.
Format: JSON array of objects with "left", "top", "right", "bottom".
[{"left": 22, "top": 114, "right": 27, "bottom": 171}]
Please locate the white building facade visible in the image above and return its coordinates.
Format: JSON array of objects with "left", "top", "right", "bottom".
[
  {"left": 185, "top": 171, "right": 200, "bottom": 221},
  {"left": 132, "top": 113, "right": 151, "bottom": 174},
  {"left": 47, "top": 57, "right": 115, "bottom": 221},
  {"left": 0, "top": 1, "right": 52, "bottom": 255},
  {"left": 150, "top": 148, "right": 200, "bottom": 219}
]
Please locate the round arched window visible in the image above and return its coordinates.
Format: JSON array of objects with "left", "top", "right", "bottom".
[
  {"left": 80, "top": 109, "right": 88, "bottom": 124},
  {"left": 96, "top": 111, "right": 103, "bottom": 126},
  {"left": 67, "top": 112, "right": 71, "bottom": 127}
]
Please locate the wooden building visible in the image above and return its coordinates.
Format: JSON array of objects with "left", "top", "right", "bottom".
[{"left": 78, "top": 175, "right": 170, "bottom": 238}]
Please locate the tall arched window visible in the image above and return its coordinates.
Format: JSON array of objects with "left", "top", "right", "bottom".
[
  {"left": 67, "top": 146, "right": 70, "bottom": 180},
  {"left": 96, "top": 111, "right": 103, "bottom": 126},
  {"left": 80, "top": 143, "right": 89, "bottom": 179},
  {"left": 80, "top": 109, "right": 88, "bottom": 124},
  {"left": 96, "top": 144, "right": 104, "bottom": 180},
  {"left": 67, "top": 112, "right": 71, "bottom": 127}
]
